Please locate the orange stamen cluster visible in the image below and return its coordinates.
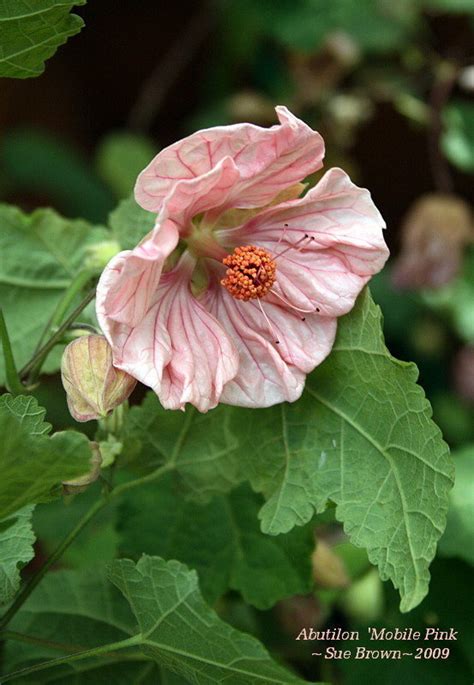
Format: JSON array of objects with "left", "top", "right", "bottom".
[{"left": 221, "top": 245, "right": 276, "bottom": 301}]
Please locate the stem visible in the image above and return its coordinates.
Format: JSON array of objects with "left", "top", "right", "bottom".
[
  {"left": 112, "top": 463, "right": 174, "bottom": 498},
  {"left": 0, "top": 463, "right": 172, "bottom": 631},
  {"left": 0, "top": 496, "right": 107, "bottom": 631},
  {"left": 33, "top": 269, "right": 95, "bottom": 354},
  {"left": 428, "top": 60, "right": 460, "bottom": 194},
  {"left": 20, "top": 288, "right": 95, "bottom": 383},
  {"left": 0, "top": 310, "right": 24, "bottom": 395},
  {"left": 0, "top": 630, "right": 87, "bottom": 654},
  {"left": 128, "top": 6, "right": 211, "bottom": 132},
  {"left": 1, "top": 635, "right": 143, "bottom": 682}
]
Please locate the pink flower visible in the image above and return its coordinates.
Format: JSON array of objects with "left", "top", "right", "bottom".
[{"left": 96, "top": 107, "right": 389, "bottom": 412}]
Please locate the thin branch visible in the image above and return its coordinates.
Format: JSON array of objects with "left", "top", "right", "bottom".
[
  {"left": 427, "top": 60, "right": 460, "bottom": 194},
  {"left": 128, "top": 5, "right": 212, "bottom": 132}
]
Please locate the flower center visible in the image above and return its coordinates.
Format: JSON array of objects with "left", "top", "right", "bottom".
[{"left": 221, "top": 245, "right": 276, "bottom": 301}]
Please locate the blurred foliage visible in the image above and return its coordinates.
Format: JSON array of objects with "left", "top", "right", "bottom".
[{"left": 442, "top": 102, "right": 474, "bottom": 172}]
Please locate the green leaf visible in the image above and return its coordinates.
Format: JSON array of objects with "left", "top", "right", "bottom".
[
  {"left": 439, "top": 446, "right": 474, "bottom": 565},
  {"left": 0, "top": 505, "right": 35, "bottom": 605},
  {"left": 2, "top": 569, "right": 187, "bottom": 683},
  {"left": 0, "top": 129, "right": 115, "bottom": 222},
  {"left": 124, "top": 400, "right": 243, "bottom": 502},
  {"left": 0, "top": 204, "right": 107, "bottom": 384},
  {"left": 96, "top": 132, "right": 155, "bottom": 200},
  {"left": 0, "top": 390, "right": 51, "bottom": 435},
  {"left": 0, "top": 1, "right": 86, "bottom": 79},
  {"left": 33, "top": 484, "right": 120, "bottom": 570},
  {"left": 442, "top": 101, "right": 474, "bottom": 172},
  {"left": 109, "top": 555, "right": 319, "bottom": 684},
  {"left": 0, "top": 393, "right": 92, "bottom": 519},
  {"left": 109, "top": 195, "right": 155, "bottom": 250},
  {"left": 3, "top": 567, "right": 167, "bottom": 683},
  {"left": 118, "top": 478, "right": 313, "bottom": 608},
  {"left": 229, "top": 289, "right": 453, "bottom": 612}
]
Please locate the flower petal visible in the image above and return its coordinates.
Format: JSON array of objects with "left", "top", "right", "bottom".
[
  {"left": 202, "top": 284, "right": 337, "bottom": 408},
  {"left": 96, "top": 218, "right": 179, "bottom": 334},
  {"left": 218, "top": 168, "right": 389, "bottom": 317},
  {"left": 99, "top": 254, "right": 239, "bottom": 413},
  {"left": 135, "top": 106, "right": 324, "bottom": 213}
]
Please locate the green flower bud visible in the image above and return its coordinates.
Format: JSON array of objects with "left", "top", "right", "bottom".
[{"left": 61, "top": 335, "right": 136, "bottom": 422}]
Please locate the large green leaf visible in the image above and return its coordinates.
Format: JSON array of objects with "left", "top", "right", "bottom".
[
  {"left": 0, "top": 505, "right": 35, "bottom": 605},
  {"left": 123, "top": 400, "right": 243, "bottom": 502},
  {"left": 229, "top": 289, "right": 453, "bottom": 612},
  {"left": 3, "top": 560, "right": 318, "bottom": 684},
  {"left": 0, "top": 393, "right": 92, "bottom": 519},
  {"left": 0, "top": 1, "right": 86, "bottom": 79},
  {"left": 120, "top": 290, "right": 452, "bottom": 612},
  {"left": 439, "top": 446, "right": 474, "bottom": 565},
  {"left": 109, "top": 556, "right": 319, "bottom": 684},
  {"left": 118, "top": 478, "right": 313, "bottom": 608},
  {"left": 0, "top": 204, "right": 107, "bottom": 383},
  {"left": 3, "top": 567, "right": 184, "bottom": 683}
]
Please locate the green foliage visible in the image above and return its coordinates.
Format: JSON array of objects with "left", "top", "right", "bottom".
[
  {"left": 0, "top": 204, "right": 108, "bottom": 384},
  {"left": 4, "top": 559, "right": 318, "bottom": 683},
  {"left": 340, "top": 557, "right": 473, "bottom": 684},
  {"left": 439, "top": 446, "right": 474, "bottom": 564},
  {"left": 3, "top": 566, "right": 152, "bottom": 681},
  {"left": 230, "top": 290, "right": 452, "bottom": 612},
  {"left": 109, "top": 555, "right": 320, "bottom": 684},
  {"left": 221, "top": 0, "right": 417, "bottom": 56},
  {"left": 442, "top": 102, "right": 474, "bottom": 172},
  {"left": 121, "top": 290, "right": 453, "bottom": 613},
  {"left": 123, "top": 401, "right": 243, "bottom": 501},
  {"left": 0, "top": 1, "right": 86, "bottom": 79},
  {"left": 0, "top": 394, "right": 92, "bottom": 519},
  {"left": 422, "top": 250, "right": 474, "bottom": 344},
  {"left": 0, "top": 505, "right": 35, "bottom": 605},
  {"left": 118, "top": 478, "right": 314, "bottom": 608},
  {"left": 422, "top": 0, "right": 474, "bottom": 11},
  {"left": 109, "top": 195, "right": 155, "bottom": 250},
  {"left": 96, "top": 132, "right": 155, "bottom": 200},
  {"left": 33, "top": 484, "right": 120, "bottom": 569},
  {"left": 0, "top": 129, "right": 115, "bottom": 222}
]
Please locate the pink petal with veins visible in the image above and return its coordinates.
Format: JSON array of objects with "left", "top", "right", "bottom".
[
  {"left": 201, "top": 283, "right": 337, "bottom": 408},
  {"left": 98, "top": 253, "right": 239, "bottom": 413},
  {"left": 135, "top": 106, "right": 324, "bottom": 214},
  {"left": 96, "top": 218, "right": 179, "bottom": 335},
  {"left": 218, "top": 168, "right": 389, "bottom": 317}
]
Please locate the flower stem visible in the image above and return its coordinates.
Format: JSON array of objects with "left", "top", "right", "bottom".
[
  {"left": 0, "top": 495, "right": 108, "bottom": 631},
  {"left": 1, "top": 635, "right": 144, "bottom": 682},
  {"left": 0, "top": 310, "right": 24, "bottom": 395},
  {"left": 0, "top": 630, "right": 87, "bottom": 653},
  {"left": 0, "top": 463, "right": 172, "bottom": 632},
  {"left": 20, "top": 288, "right": 96, "bottom": 384},
  {"left": 33, "top": 269, "right": 95, "bottom": 353}
]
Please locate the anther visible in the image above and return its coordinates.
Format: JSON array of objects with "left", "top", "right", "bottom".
[{"left": 221, "top": 245, "right": 276, "bottom": 301}]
